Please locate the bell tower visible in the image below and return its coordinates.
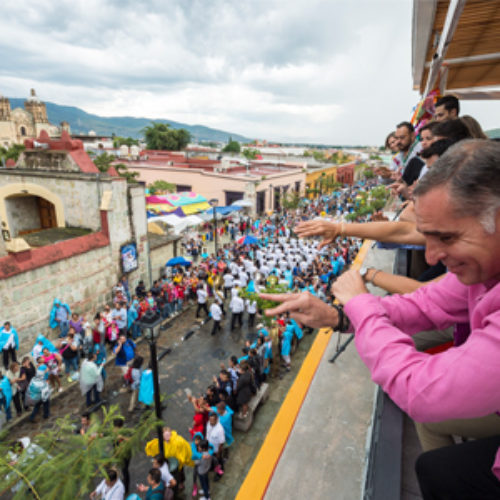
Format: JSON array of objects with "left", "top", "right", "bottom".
[
  {"left": 0, "top": 94, "right": 11, "bottom": 121},
  {"left": 24, "top": 88, "right": 49, "bottom": 123}
]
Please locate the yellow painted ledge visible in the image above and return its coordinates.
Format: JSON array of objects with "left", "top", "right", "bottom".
[{"left": 236, "top": 239, "right": 373, "bottom": 500}]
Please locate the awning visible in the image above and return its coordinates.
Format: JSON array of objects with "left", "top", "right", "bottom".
[
  {"left": 231, "top": 199, "right": 253, "bottom": 207},
  {"left": 412, "top": 0, "right": 500, "bottom": 98},
  {"left": 181, "top": 201, "right": 211, "bottom": 214},
  {"left": 147, "top": 214, "right": 203, "bottom": 234},
  {"left": 161, "top": 191, "right": 207, "bottom": 207}
]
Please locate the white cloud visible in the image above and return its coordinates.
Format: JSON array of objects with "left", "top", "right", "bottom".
[{"left": 0, "top": 0, "right": 498, "bottom": 144}]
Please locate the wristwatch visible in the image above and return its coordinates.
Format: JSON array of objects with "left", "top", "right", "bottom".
[{"left": 360, "top": 267, "right": 368, "bottom": 281}]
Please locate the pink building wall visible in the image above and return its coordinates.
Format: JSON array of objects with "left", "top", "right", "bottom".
[{"left": 126, "top": 163, "right": 306, "bottom": 212}]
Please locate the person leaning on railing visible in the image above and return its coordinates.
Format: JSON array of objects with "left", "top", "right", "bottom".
[{"left": 262, "top": 140, "right": 500, "bottom": 499}]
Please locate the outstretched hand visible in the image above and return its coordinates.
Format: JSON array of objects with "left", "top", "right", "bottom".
[
  {"left": 260, "top": 291, "right": 339, "bottom": 329},
  {"left": 294, "top": 219, "right": 342, "bottom": 249},
  {"left": 331, "top": 269, "right": 368, "bottom": 305}
]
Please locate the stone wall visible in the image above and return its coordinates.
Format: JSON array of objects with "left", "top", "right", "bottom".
[
  {"left": 149, "top": 239, "right": 176, "bottom": 281},
  {"left": 0, "top": 171, "right": 102, "bottom": 231},
  {"left": 0, "top": 244, "right": 116, "bottom": 352}
]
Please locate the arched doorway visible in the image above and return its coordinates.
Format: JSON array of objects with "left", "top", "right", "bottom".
[
  {"left": 20, "top": 126, "right": 26, "bottom": 136},
  {"left": 5, "top": 194, "right": 57, "bottom": 237}
]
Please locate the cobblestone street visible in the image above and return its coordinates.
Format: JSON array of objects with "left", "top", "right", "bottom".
[{"left": 4, "top": 301, "right": 317, "bottom": 499}]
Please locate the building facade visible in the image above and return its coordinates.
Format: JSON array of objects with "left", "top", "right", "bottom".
[
  {"left": 121, "top": 151, "right": 306, "bottom": 214},
  {"left": 0, "top": 131, "right": 177, "bottom": 352},
  {"left": 0, "top": 89, "right": 61, "bottom": 148}
]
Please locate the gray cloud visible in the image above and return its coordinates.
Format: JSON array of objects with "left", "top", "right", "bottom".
[{"left": 1, "top": 0, "right": 498, "bottom": 144}]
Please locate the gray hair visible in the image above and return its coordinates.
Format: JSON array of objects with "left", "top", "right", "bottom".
[{"left": 414, "top": 139, "right": 500, "bottom": 233}]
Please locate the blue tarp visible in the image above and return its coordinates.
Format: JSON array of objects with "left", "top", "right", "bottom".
[
  {"left": 204, "top": 206, "right": 241, "bottom": 217},
  {"left": 239, "top": 235, "right": 259, "bottom": 245},
  {"left": 166, "top": 256, "right": 192, "bottom": 267}
]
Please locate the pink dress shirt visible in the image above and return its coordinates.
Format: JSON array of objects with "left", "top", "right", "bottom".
[{"left": 344, "top": 272, "right": 500, "bottom": 480}]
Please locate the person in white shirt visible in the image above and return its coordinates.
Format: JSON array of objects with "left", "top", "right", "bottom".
[
  {"left": 223, "top": 271, "right": 234, "bottom": 299},
  {"left": 239, "top": 270, "right": 248, "bottom": 288},
  {"left": 260, "top": 263, "right": 270, "bottom": 277},
  {"left": 90, "top": 469, "right": 125, "bottom": 500},
  {"left": 213, "top": 287, "right": 225, "bottom": 316},
  {"left": 195, "top": 284, "right": 209, "bottom": 319},
  {"left": 230, "top": 290, "right": 244, "bottom": 330},
  {"left": 152, "top": 454, "right": 176, "bottom": 489},
  {"left": 245, "top": 298, "right": 257, "bottom": 328},
  {"left": 210, "top": 301, "right": 222, "bottom": 336},
  {"left": 206, "top": 412, "right": 226, "bottom": 474}
]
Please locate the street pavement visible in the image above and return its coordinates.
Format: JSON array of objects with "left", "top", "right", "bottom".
[{"left": 5, "top": 300, "right": 317, "bottom": 500}]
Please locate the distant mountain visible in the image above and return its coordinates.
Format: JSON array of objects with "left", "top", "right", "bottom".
[
  {"left": 8, "top": 98, "right": 250, "bottom": 143},
  {"left": 486, "top": 128, "right": 500, "bottom": 139}
]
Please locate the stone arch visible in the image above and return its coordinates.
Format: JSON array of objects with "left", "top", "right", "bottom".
[{"left": 0, "top": 182, "right": 65, "bottom": 236}]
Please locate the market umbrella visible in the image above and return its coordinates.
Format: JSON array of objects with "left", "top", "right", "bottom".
[
  {"left": 237, "top": 235, "right": 259, "bottom": 245},
  {"left": 166, "top": 256, "right": 192, "bottom": 267}
]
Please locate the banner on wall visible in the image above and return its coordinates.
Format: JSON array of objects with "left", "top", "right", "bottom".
[{"left": 120, "top": 242, "right": 138, "bottom": 273}]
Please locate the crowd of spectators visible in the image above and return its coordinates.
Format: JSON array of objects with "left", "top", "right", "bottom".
[{"left": 272, "top": 96, "right": 500, "bottom": 499}]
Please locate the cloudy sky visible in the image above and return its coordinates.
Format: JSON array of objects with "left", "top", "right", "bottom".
[{"left": 1, "top": 0, "right": 498, "bottom": 144}]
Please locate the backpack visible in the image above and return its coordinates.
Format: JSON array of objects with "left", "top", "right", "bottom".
[
  {"left": 122, "top": 340, "right": 136, "bottom": 362},
  {"left": 124, "top": 366, "right": 133, "bottom": 385}
]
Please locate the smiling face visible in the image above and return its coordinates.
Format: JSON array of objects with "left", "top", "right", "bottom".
[{"left": 415, "top": 186, "right": 500, "bottom": 285}]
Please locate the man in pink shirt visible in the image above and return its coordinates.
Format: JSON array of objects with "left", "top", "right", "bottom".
[{"left": 263, "top": 140, "right": 500, "bottom": 498}]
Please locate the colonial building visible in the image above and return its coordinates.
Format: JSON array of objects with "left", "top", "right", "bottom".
[
  {"left": 120, "top": 151, "right": 307, "bottom": 215},
  {"left": 0, "top": 89, "right": 63, "bottom": 148},
  {"left": 0, "top": 131, "right": 177, "bottom": 352}
]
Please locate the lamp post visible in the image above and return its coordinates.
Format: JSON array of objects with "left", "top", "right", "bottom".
[
  {"left": 209, "top": 198, "right": 219, "bottom": 256},
  {"left": 138, "top": 312, "right": 165, "bottom": 457}
]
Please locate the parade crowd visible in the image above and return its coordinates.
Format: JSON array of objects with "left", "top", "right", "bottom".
[{"left": 0, "top": 185, "right": 366, "bottom": 499}]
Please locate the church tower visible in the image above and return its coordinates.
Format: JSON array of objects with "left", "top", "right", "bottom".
[
  {"left": 24, "top": 89, "right": 49, "bottom": 124},
  {"left": 0, "top": 94, "right": 11, "bottom": 121}
]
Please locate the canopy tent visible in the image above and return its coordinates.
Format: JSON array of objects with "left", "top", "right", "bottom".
[
  {"left": 237, "top": 235, "right": 259, "bottom": 245},
  {"left": 181, "top": 201, "right": 211, "bottom": 214},
  {"left": 166, "top": 256, "right": 192, "bottom": 267},
  {"left": 147, "top": 214, "right": 203, "bottom": 234},
  {"left": 231, "top": 199, "right": 253, "bottom": 207},
  {"left": 146, "top": 191, "right": 210, "bottom": 217},
  {"left": 162, "top": 191, "right": 207, "bottom": 206},
  {"left": 183, "top": 215, "right": 204, "bottom": 226},
  {"left": 201, "top": 205, "right": 241, "bottom": 221},
  {"left": 199, "top": 211, "right": 223, "bottom": 222},
  {"left": 412, "top": 0, "right": 500, "bottom": 99}
]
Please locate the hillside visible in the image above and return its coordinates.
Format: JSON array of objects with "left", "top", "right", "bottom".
[
  {"left": 8, "top": 98, "right": 249, "bottom": 143},
  {"left": 486, "top": 128, "right": 500, "bottom": 139}
]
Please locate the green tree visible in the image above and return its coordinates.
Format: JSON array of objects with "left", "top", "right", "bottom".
[
  {"left": 0, "top": 406, "right": 160, "bottom": 500},
  {"left": 281, "top": 191, "right": 301, "bottom": 210},
  {"left": 312, "top": 151, "right": 326, "bottom": 162},
  {"left": 93, "top": 152, "right": 116, "bottom": 173},
  {"left": 143, "top": 123, "right": 191, "bottom": 151},
  {"left": 242, "top": 148, "right": 260, "bottom": 160},
  {"left": 222, "top": 140, "right": 241, "bottom": 153},
  {"left": 0, "top": 144, "right": 25, "bottom": 164},
  {"left": 363, "top": 168, "right": 375, "bottom": 179},
  {"left": 148, "top": 180, "right": 176, "bottom": 194},
  {"left": 114, "top": 163, "right": 140, "bottom": 183},
  {"left": 113, "top": 136, "right": 139, "bottom": 148}
]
